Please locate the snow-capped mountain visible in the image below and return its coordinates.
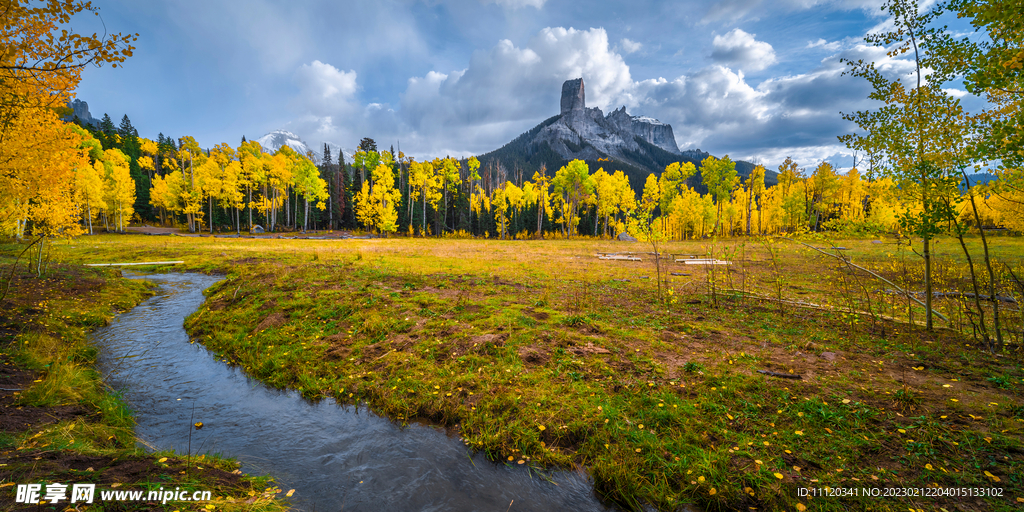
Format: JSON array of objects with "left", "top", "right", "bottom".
[
  {"left": 254, "top": 130, "right": 355, "bottom": 164},
  {"left": 255, "top": 130, "right": 313, "bottom": 156}
]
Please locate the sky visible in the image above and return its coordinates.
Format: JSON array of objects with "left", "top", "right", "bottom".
[{"left": 73, "top": 0, "right": 984, "bottom": 171}]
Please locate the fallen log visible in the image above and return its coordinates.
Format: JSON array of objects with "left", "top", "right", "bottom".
[
  {"left": 84, "top": 261, "right": 184, "bottom": 267},
  {"left": 757, "top": 369, "right": 802, "bottom": 380}
]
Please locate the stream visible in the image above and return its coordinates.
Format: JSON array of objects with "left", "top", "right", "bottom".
[{"left": 91, "top": 272, "right": 613, "bottom": 511}]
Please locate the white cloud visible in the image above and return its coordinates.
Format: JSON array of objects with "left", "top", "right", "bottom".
[
  {"left": 294, "top": 61, "right": 358, "bottom": 108},
  {"left": 396, "top": 26, "right": 633, "bottom": 142},
  {"left": 710, "top": 29, "right": 777, "bottom": 71},
  {"left": 942, "top": 88, "right": 969, "bottom": 98},
  {"left": 621, "top": 38, "right": 643, "bottom": 54},
  {"left": 807, "top": 38, "right": 842, "bottom": 51}
]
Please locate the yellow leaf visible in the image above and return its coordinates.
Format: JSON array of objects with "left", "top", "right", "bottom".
[
  {"left": 158, "top": 457, "right": 167, "bottom": 463},
  {"left": 538, "top": 425, "right": 546, "bottom": 431},
  {"left": 285, "top": 489, "right": 295, "bottom": 497},
  {"left": 925, "top": 464, "right": 933, "bottom": 470},
  {"left": 795, "top": 430, "right": 803, "bottom": 435},
  {"left": 708, "top": 488, "right": 717, "bottom": 495},
  {"left": 727, "top": 414, "right": 734, "bottom": 420},
  {"left": 774, "top": 473, "right": 784, "bottom": 479},
  {"left": 755, "top": 459, "right": 763, "bottom": 465},
  {"left": 842, "top": 399, "right": 850, "bottom": 404},
  {"left": 797, "top": 504, "right": 807, "bottom": 511},
  {"left": 698, "top": 476, "right": 705, "bottom": 483}
]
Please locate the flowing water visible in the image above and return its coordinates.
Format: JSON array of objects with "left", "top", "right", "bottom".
[{"left": 92, "top": 272, "right": 613, "bottom": 511}]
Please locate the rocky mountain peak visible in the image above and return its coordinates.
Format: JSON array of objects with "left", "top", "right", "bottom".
[{"left": 560, "top": 78, "right": 585, "bottom": 115}]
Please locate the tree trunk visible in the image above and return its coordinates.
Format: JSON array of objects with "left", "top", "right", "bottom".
[
  {"left": 247, "top": 186, "right": 253, "bottom": 231},
  {"left": 962, "top": 172, "right": 1003, "bottom": 349}
]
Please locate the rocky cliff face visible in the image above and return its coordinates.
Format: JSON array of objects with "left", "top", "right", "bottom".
[
  {"left": 477, "top": 77, "right": 747, "bottom": 193},
  {"left": 65, "top": 99, "right": 97, "bottom": 126},
  {"left": 535, "top": 78, "right": 682, "bottom": 163},
  {"left": 560, "top": 78, "right": 585, "bottom": 115}
]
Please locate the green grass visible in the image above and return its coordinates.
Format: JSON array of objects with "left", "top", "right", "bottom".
[{"left": 27, "top": 233, "right": 1024, "bottom": 511}]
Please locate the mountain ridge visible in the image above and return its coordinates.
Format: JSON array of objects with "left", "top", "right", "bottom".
[{"left": 476, "top": 78, "right": 775, "bottom": 193}]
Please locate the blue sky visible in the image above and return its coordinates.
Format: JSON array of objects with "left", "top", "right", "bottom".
[{"left": 74, "top": 0, "right": 981, "bottom": 170}]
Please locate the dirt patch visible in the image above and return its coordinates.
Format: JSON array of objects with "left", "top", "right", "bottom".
[
  {"left": 321, "top": 334, "right": 354, "bottom": 360},
  {"left": 0, "top": 450, "right": 246, "bottom": 498},
  {"left": 254, "top": 312, "right": 287, "bottom": 332},
  {"left": 570, "top": 342, "right": 611, "bottom": 357},
  {"left": 525, "top": 308, "right": 550, "bottom": 321},
  {"left": 470, "top": 333, "right": 506, "bottom": 345},
  {"left": 518, "top": 346, "right": 550, "bottom": 366}
]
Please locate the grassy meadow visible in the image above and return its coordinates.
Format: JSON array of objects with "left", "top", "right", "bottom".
[{"left": 18, "top": 233, "right": 1024, "bottom": 511}]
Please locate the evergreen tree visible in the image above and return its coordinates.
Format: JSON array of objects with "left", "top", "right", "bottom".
[
  {"left": 358, "top": 137, "right": 377, "bottom": 153},
  {"left": 339, "top": 149, "right": 355, "bottom": 228},
  {"left": 98, "top": 113, "right": 116, "bottom": 149},
  {"left": 117, "top": 115, "right": 152, "bottom": 221}
]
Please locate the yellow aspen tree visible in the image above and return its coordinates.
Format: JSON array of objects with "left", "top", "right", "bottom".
[
  {"left": 492, "top": 184, "right": 508, "bottom": 239},
  {"left": 359, "top": 162, "right": 401, "bottom": 235},
  {"left": 177, "top": 136, "right": 207, "bottom": 232},
  {"left": 611, "top": 171, "right": 635, "bottom": 236},
  {"left": 408, "top": 160, "right": 440, "bottom": 236},
  {"left": 531, "top": 169, "right": 553, "bottom": 238},
  {"left": 237, "top": 140, "right": 266, "bottom": 231},
  {"left": 551, "top": 159, "right": 594, "bottom": 238},
  {"left": 291, "top": 151, "right": 328, "bottom": 232},
  {"left": 746, "top": 164, "right": 767, "bottom": 235},
  {"left": 99, "top": 149, "right": 135, "bottom": 232}
]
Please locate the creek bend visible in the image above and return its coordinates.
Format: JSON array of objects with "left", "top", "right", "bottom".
[{"left": 92, "top": 272, "right": 612, "bottom": 511}]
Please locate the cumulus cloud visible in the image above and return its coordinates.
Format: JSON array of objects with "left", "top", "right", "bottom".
[
  {"left": 293, "top": 60, "right": 358, "bottom": 111},
  {"left": 620, "top": 38, "right": 643, "bottom": 54},
  {"left": 396, "top": 27, "right": 633, "bottom": 148},
  {"left": 710, "top": 29, "right": 777, "bottom": 71},
  {"left": 942, "top": 88, "right": 969, "bottom": 98}
]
